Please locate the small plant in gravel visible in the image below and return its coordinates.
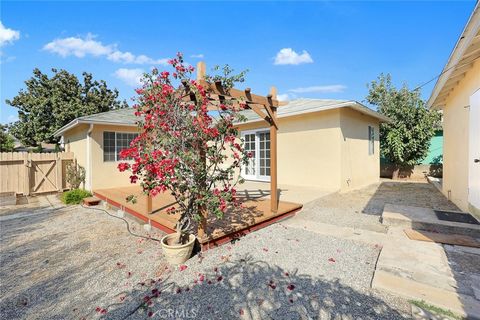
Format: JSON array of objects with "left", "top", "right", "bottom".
[
  {"left": 410, "top": 300, "right": 465, "bottom": 320},
  {"left": 61, "top": 189, "right": 92, "bottom": 205},
  {"left": 117, "top": 52, "right": 250, "bottom": 244},
  {"left": 65, "top": 162, "right": 86, "bottom": 189}
]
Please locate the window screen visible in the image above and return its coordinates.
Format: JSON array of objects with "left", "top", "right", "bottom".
[
  {"left": 116, "top": 133, "right": 137, "bottom": 160},
  {"left": 103, "top": 132, "right": 116, "bottom": 162},
  {"left": 103, "top": 131, "right": 138, "bottom": 162},
  {"left": 368, "top": 126, "right": 375, "bottom": 155}
]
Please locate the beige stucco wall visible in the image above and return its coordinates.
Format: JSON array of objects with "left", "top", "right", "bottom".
[
  {"left": 237, "top": 110, "right": 342, "bottom": 189},
  {"left": 62, "top": 107, "right": 382, "bottom": 193},
  {"left": 339, "top": 108, "right": 380, "bottom": 190},
  {"left": 441, "top": 59, "right": 480, "bottom": 212},
  {"left": 237, "top": 108, "right": 381, "bottom": 191},
  {"left": 63, "top": 124, "right": 89, "bottom": 188},
  {"left": 90, "top": 124, "right": 139, "bottom": 190},
  {"left": 63, "top": 123, "right": 139, "bottom": 191}
]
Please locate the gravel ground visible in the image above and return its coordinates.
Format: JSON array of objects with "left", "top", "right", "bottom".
[
  {"left": 0, "top": 201, "right": 411, "bottom": 320},
  {"left": 300, "top": 180, "right": 460, "bottom": 233}
]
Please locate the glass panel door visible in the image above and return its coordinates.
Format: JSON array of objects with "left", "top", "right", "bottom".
[
  {"left": 242, "top": 133, "right": 256, "bottom": 180},
  {"left": 241, "top": 131, "right": 270, "bottom": 181},
  {"left": 258, "top": 132, "right": 271, "bottom": 181}
]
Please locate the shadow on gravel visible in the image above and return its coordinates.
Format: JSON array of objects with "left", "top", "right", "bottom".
[{"left": 103, "top": 255, "right": 408, "bottom": 320}]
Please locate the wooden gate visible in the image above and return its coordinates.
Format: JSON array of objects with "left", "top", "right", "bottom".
[{"left": 0, "top": 152, "right": 74, "bottom": 195}]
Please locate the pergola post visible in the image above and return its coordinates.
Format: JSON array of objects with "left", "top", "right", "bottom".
[
  {"left": 269, "top": 86, "right": 278, "bottom": 213},
  {"left": 147, "top": 195, "right": 152, "bottom": 215}
]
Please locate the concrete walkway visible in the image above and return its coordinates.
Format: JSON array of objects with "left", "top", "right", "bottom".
[{"left": 287, "top": 180, "right": 480, "bottom": 319}]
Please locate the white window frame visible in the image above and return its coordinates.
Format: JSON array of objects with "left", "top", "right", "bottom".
[
  {"left": 241, "top": 129, "right": 271, "bottom": 182},
  {"left": 103, "top": 131, "right": 138, "bottom": 162}
]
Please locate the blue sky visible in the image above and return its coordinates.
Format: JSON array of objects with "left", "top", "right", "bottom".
[{"left": 0, "top": 1, "right": 476, "bottom": 124}]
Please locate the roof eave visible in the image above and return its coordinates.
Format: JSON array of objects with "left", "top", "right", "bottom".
[
  {"left": 427, "top": 3, "right": 480, "bottom": 108},
  {"left": 53, "top": 119, "right": 137, "bottom": 137},
  {"left": 236, "top": 101, "right": 391, "bottom": 126}
]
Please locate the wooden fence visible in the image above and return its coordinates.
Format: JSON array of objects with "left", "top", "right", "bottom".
[{"left": 0, "top": 152, "right": 74, "bottom": 196}]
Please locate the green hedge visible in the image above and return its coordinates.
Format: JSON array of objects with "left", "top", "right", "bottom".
[{"left": 62, "top": 189, "right": 92, "bottom": 205}]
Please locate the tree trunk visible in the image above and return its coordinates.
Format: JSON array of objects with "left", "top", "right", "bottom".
[{"left": 392, "top": 165, "right": 400, "bottom": 180}]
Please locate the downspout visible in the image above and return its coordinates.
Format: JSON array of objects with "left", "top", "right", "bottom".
[{"left": 86, "top": 124, "right": 94, "bottom": 191}]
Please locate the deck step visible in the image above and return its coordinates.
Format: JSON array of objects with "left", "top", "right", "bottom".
[
  {"left": 382, "top": 204, "right": 480, "bottom": 238},
  {"left": 83, "top": 196, "right": 101, "bottom": 206}
]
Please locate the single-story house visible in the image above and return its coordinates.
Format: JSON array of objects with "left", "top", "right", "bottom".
[
  {"left": 54, "top": 99, "right": 390, "bottom": 192},
  {"left": 427, "top": 2, "right": 479, "bottom": 217}
]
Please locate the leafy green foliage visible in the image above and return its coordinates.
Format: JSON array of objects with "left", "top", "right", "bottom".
[
  {"left": 61, "top": 189, "right": 92, "bottom": 205},
  {"left": 205, "top": 65, "right": 248, "bottom": 91},
  {"left": 7, "top": 68, "right": 128, "bottom": 147},
  {"left": 366, "top": 74, "right": 440, "bottom": 166},
  {"left": 0, "top": 124, "right": 15, "bottom": 152}
]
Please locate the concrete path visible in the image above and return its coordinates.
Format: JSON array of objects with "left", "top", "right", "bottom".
[
  {"left": 288, "top": 180, "right": 480, "bottom": 319},
  {"left": 372, "top": 227, "right": 480, "bottom": 319}
]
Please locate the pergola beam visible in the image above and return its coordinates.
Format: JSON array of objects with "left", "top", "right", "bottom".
[{"left": 197, "top": 79, "right": 280, "bottom": 107}]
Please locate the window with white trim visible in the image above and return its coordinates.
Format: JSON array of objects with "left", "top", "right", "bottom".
[
  {"left": 103, "top": 131, "right": 138, "bottom": 162},
  {"left": 368, "top": 126, "right": 375, "bottom": 155}
]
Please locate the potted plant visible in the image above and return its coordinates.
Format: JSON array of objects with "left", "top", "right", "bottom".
[{"left": 118, "top": 53, "right": 251, "bottom": 264}]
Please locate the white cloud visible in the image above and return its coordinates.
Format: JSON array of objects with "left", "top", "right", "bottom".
[
  {"left": 277, "top": 93, "right": 291, "bottom": 101},
  {"left": 43, "top": 34, "right": 169, "bottom": 65},
  {"left": 274, "top": 48, "right": 313, "bottom": 65},
  {"left": 289, "top": 85, "right": 346, "bottom": 94},
  {"left": 190, "top": 53, "right": 204, "bottom": 59},
  {"left": 0, "top": 21, "right": 20, "bottom": 47},
  {"left": 114, "top": 68, "right": 144, "bottom": 87}
]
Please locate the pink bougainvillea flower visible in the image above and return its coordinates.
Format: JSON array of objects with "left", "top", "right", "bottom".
[
  {"left": 328, "top": 258, "right": 336, "bottom": 263},
  {"left": 198, "top": 274, "right": 205, "bottom": 282},
  {"left": 148, "top": 311, "right": 154, "bottom": 317},
  {"left": 287, "top": 284, "right": 295, "bottom": 291},
  {"left": 207, "top": 280, "right": 212, "bottom": 285},
  {"left": 217, "top": 276, "right": 223, "bottom": 282},
  {"left": 179, "top": 265, "right": 188, "bottom": 271},
  {"left": 176, "top": 288, "right": 182, "bottom": 294},
  {"left": 95, "top": 307, "right": 101, "bottom": 312}
]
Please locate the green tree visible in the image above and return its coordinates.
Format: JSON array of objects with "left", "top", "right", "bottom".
[
  {"left": 366, "top": 74, "right": 440, "bottom": 176},
  {"left": 7, "top": 68, "right": 128, "bottom": 147},
  {"left": 0, "top": 124, "right": 15, "bottom": 152}
]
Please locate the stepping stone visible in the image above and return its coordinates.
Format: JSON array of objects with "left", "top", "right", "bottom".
[{"left": 83, "top": 197, "right": 101, "bottom": 206}]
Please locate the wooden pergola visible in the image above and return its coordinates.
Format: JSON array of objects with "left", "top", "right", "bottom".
[{"left": 147, "top": 61, "right": 281, "bottom": 238}]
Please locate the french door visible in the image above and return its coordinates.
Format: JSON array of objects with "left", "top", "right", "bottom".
[
  {"left": 469, "top": 89, "right": 480, "bottom": 212},
  {"left": 241, "top": 130, "right": 271, "bottom": 182}
]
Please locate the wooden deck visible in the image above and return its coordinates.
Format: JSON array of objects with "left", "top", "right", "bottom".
[{"left": 93, "top": 186, "right": 302, "bottom": 250}]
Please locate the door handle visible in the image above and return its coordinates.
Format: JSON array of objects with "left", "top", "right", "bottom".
[{"left": 475, "top": 159, "right": 480, "bottom": 163}]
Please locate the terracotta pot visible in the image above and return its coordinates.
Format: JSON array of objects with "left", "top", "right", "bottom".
[{"left": 161, "top": 233, "right": 196, "bottom": 265}]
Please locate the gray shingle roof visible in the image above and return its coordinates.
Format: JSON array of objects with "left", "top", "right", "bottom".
[
  {"left": 238, "top": 99, "right": 390, "bottom": 123},
  {"left": 54, "top": 108, "right": 137, "bottom": 136},
  {"left": 75, "top": 108, "right": 137, "bottom": 124},
  {"left": 54, "top": 99, "right": 390, "bottom": 137}
]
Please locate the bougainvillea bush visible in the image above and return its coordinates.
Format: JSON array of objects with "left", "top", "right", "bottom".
[{"left": 118, "top": 53, "right": 251, "bottom": 244}]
